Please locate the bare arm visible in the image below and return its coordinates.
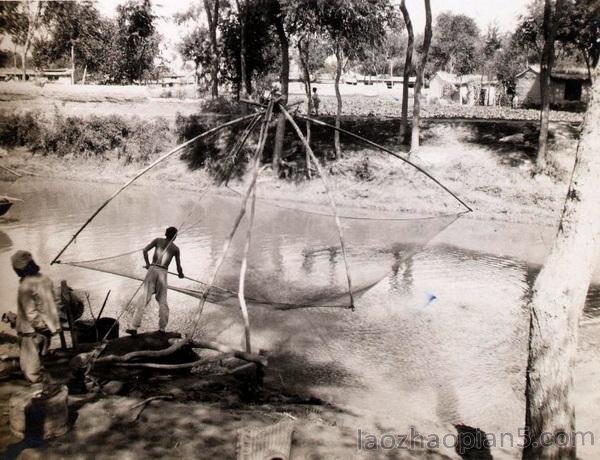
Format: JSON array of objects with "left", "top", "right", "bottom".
[
  {"left": 175, "top": 248, "right": 184, "bottom": 278},
  {"left": 143, "top": 238, "right": 158, "bottom": 268}
]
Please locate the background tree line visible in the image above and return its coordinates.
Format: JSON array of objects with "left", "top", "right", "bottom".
[
  {"left": 0, "top": 0, "right": 162, "bottom": 84},
  {"left": 1, "top": 0, "right": 596, "bottom": 100}
]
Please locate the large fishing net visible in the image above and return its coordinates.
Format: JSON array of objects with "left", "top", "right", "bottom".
[{"left": 53, "top": 103, "right": 469, "bottom": 319}]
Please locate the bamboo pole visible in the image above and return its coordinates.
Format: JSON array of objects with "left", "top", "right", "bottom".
[
  {"left": 278, "top": 103, "right": 356, "bottom": 309},
  {"left": 190, "top": 101, "right": 275, "bottom": 336},
  {"left": 96, "top": 290, "right": 111, "bottom": 322},
  {"left": 51, "top": 112, "right": 262, "bottom": 265},
  {"left": 238, "top": 177, "right": 257, "bottom": 353},
  {"left": 0, "top": 164, "right": 22, "bottom": 177},
  {"left": 223, "top": 113, "right": 263, "bottom": 186},
  {"left": 0, "top": 195, "right": 23, "bottom": 202}
]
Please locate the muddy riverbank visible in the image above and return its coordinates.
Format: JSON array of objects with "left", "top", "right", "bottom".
[
  {"left": 2, "top": 108, "right": 599, "bottom": 458},
  {"left": 1, "top": 168, "right": 599, "bottom": 459}
]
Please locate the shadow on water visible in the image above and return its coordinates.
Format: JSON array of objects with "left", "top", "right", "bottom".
[{"left": 0, "top": 230, "right": 12, "bottom": 254}]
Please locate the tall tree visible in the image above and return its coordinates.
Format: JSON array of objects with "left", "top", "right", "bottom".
[
  {"left": 270, "top": 0, "right": 289, "bottom": 173},
  {"left": 0, "top": 2, "right": 28, "bottom": 68},
  {"left": 113, "top": 0, "right": 160, "bottom": 84},
  {"left": 561, "top": 0, "right": 600, "bottom": 80},
  {"left": 33, "top": 1, "right": 108, "bottom": 83},
  {"left": 174, "top": 4, "right": 211, "bottom": 93},
  {"left": 297, "top": 35, "right": 328, "bottom": 172},
  {"left": 298, "top": 0, "right": 389, "bottom": 159},
  {"left": 481, "top": 24, "right": 502, "bottom": 104},
  {"left": 493, "top": 32, "right": 529, "bottom": 104},
  {"left": 235, "top": 0, "right": 248, "bottom": 101},
  {"left": 22, "top": 1, "right": 44, "bottom": 79},
  {"left": 536, "top": 0, "right": 561, "bottom": 172},
  {"left": 220, "top": 3, "right": 279, "bottom": 97},
  {"left": 203, "top": 0, "right": 221, "bottom": 99},
  {"left": 523, "top": 63, "right": 599, "bottom": 460},
  {"left": 176, "top": 27, "right": 210, "bottom": 91},
  {"left": 399, "top": 0, "right": 413, "bottom": 142},
  {"left": 516, "top": 0, "right": 600, "bottom": 76},
  {"left": 428, "top": 12, "right": 482, "bottom": 75},
  {"left": 411, "top": 0, "right": 432, "bottom": 150}
]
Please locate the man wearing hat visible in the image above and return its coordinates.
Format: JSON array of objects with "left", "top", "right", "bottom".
[{"left": 11, "top": 250, "right": 61, "bottom": 383}]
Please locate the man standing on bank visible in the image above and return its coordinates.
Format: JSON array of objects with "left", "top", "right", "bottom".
[
  {"left": 11, "top": 250, "right": 61, "bottom": 384},
  {"left": 126, "top": 226, "right": 184, "bottom": 335}
]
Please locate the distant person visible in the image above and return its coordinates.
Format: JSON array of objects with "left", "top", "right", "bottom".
[
  {"left": 11, "top": 250, "right": 61, "bottom": 384},
  {"left": 512, "top": 94, "right": 519, "bottom": 108},
  {"left": 311, "top": 87, "right": 321, "bottom": 116},
  {"left": 126, "top": 227, "right": 184, "bottom": 336}
]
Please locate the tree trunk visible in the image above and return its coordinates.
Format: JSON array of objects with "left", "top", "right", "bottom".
[
  {"left": 536, "top": 0, "right": 560, "bottom": 172},
  {"left": 21, "top": 41, "right": 29, "bottom": 81},
  {"left": 298, "top": 40, "right": 312, "bottom": 178},
  {"left": 271, "top": 9, "right": 289, "bottom": 173},
  {"left": 81, "top": 65, "right": 87, "bottom": 85},
  {"left": 523, "top": 64, "right": 599, "bottom": 460},
  {"left": 236, "top": 0, "right": 248, "bottom": 101},
  {"left": 71, "top": 43, "right": 75, "bottom": 85},
  {"left": 203, "top": 0, "right": 220, "bottom": 99},
  {"left": 334, "top": 44, "right": 343, "bottom": 159},
  {"left": 411, "top": 0, "right": 432, "bottom": 150},
  {"left": 399, "top": 0, "right": 414, "bottom": 143}
]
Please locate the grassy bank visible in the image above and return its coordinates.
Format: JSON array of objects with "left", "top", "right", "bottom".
[{"left": 0, "top": 110, "right": 580, "bottom": 226}]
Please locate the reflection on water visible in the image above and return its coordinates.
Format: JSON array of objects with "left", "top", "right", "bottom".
[
  {"left": 0, "top": 177, "right": 597, "bottom": 452},
  {"left": 0, "top": 230, "right": 12, "bottom": 253}
]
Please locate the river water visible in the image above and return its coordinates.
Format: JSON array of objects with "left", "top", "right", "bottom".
[{"left": 1, "top": 177, "right": 598, "bottom": 458}]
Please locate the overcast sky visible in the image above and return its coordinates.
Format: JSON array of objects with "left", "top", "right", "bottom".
[
  {"left": 94, "top": 0, "right": 530, "bottom": 68},
  {"left": 2, "top": 1, "right": 530, "bottom": 70},
  {"left": 96, "top": 0, "right": 531, "bottom": 37}
]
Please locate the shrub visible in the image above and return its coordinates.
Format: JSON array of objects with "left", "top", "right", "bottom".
[
  {"left": 174, "top": 113, "right": 252, "bottom": 182},
  {"left": 37, "top": 114, "right": 132, "bottom": 157},
  {"left": 0, "top": 112, "right": 42, "bottom": 148},
  {"left": 200, "top": 96, "right": 242, "bottom": 115},
  {"left": 354, "top": 156, "right": 375, "bottom": 182},
  {"left": 121, "top": 118, "right": 172, "bottom": 164}
]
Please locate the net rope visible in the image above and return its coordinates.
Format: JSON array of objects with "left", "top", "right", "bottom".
[{"left": 52, "top": 101, "right": 471, "bottom": 343}]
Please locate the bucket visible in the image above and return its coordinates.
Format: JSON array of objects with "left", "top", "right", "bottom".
[
  {"left": 96, "top": 317, "right": 119, "bottom": 340},
  {"left": 75, "top": 318, "right": 119, "bottom": 343},
  {"left": 9, "top": 385, "right": 69, "bottom": 440}
]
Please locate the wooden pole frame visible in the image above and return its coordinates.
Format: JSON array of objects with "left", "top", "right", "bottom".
[
  {"left": 278, "top": 103, "right": 355, "bottom": 308},
  {"left": 223, "top": 114, "right": 263, "bottom": 186},
  {"left": 51, "top": 112, "right": 263, "bottom": 265},
  {"left": 190, "top": 101, "right": 275, "bottom": 338},
  {"left": 240, "top": 99, "right": 472, "bottom": 213},
  {"left": 238, "top": 182, "right": 257, "bottom": 352}
]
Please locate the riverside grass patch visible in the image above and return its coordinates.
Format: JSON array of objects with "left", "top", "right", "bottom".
[{"left": 0, "top": 112, "right": 173, "bottom": 163}]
